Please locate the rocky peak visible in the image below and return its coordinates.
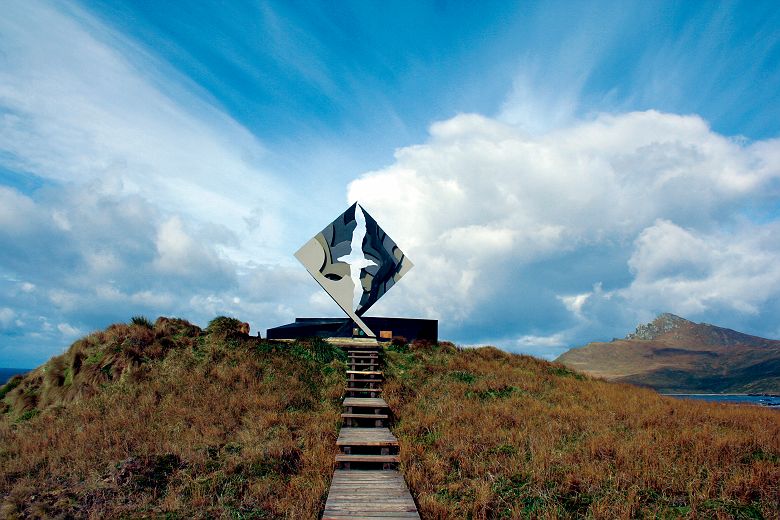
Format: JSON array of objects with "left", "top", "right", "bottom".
[{"left": 625, "top": 313, "right": 692, "bottom": 340}]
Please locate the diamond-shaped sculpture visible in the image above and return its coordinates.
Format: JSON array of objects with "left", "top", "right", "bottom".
[{"left": 295, "top": 203, "right": 413, "bottom": 337}]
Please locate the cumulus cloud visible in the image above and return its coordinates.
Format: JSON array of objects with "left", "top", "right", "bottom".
[
  {"left": 349, "top": 111, "right": 780, "bottom": 357},
  {"left": 621, "top": 219, "right": 780, "bottom": 316}
]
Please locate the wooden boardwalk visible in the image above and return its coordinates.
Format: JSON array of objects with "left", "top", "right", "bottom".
[{"left": 322, "top": 342, "right": 420, "bottom": 519}]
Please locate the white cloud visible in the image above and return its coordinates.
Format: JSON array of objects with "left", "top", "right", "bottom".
[
  {"left": 49, "top": 290, "right": 79, "bottom": 311},
  {"left": 0, "top": 308, "right": 16, "bottom": 328},
  {"left": 619, "top": 220, "right": 780, "bottom": 316},
  {"left": 349, "top": 110, "right": 780, "bottom": 351},
  {"left": 56, "top": 322, "right": 80, "bottom": 337},
  {"left": 509, "top": 333, "right": 569, "bottom": 360},
  {"left": 0, "top": 1, "right": 291, "bottom": 262},
  {"left": 558, "top": 292, "right": 592, "bottom": 320},
  {"left": 153, "top": 216, "right": 233, "bottom": 280}
]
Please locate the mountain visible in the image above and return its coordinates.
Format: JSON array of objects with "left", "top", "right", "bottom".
[{"left": 555, "top": 313, "right": 780, "bottom": 393}]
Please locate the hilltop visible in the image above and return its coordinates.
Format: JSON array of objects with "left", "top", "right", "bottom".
[
  {"left": 556, "top": 313, "right": 780, "bottom": 393},
  {"left": 1, "top": 319, "right": 778, "bottom": 518},
  {"left": 0, "top": 317, "right": 346, "bottom": 518}
]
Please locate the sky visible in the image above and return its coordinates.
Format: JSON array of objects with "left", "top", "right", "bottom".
[{"left": 1, "top": 0, "right": 779, "bottom": 367}]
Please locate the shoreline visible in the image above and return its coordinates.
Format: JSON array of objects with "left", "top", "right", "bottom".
[
  {"left": 660, "top": 393, "right": 780, "bottom": 397},
  {"left": 660, "top": 393, "right": 780, "bottom": 408}
]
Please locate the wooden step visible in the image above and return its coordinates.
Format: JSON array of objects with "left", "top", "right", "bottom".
[
  {"left": 337, "top": 428, "right": 398, "bottom": 447},
  {"left": 335, "top": 454, "right": 400, "bottom": 463},
  {"left": 343, "top": 397, "right": 388, "bottom": 408},
  {"left": 323, "top": 470, "right": 420, "bottom": 520},
  {"left": 347, "top": 378, "right": 383, "bottom": 383},
  {"left": 346, "top": 370, "right": 383, "bottom": 375},
  {"left": 341, "top": 413, "right": 389, "bottom": 419},
  {"left": 346, "top": 387, "right": 382, "bottom": 393},
  {"left": 347, "top": 381, "right": 381, "bottom": 386}
]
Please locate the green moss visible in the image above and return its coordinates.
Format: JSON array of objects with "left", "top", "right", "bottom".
[
  {"left": 299, "top": 338, "right": 347, "bottom": 364},
  {"left": 742, "top": 449, "right": 779, "bottom": 464},
  {"left": 699, "top": 499, "right": 764, "bottom": 519},
  {"left": 488, "top": 444, "right": 519, "bottom": 455},
  {"left": 130, "top": 315, "right": 153, "bottom": 328},
  {"left": 84, "top": 350, "right": 104, "bottom": 366},
  {"left": 546, "top": 365, "right": 585, "bottom": 380},
  {"left": 206, "top": 316, "right": 244, "bottom": 337},
  {"left": 16, "top": 408, "right": 40, "bottom": 422},
  {"left": 421, "top": 430, "right": 441, "bottom": 446},
  {"left": 449, "top": 370, "right": 477, "bottom": 384},
  {"left": 63, "top": 367, "right": 74, "bottom": 386},
  {"left": 387, "top": 342, "right": 409, "bottom": 354},
  {"left": 466, "top": 385, "right": 519, "bottom": 400}
]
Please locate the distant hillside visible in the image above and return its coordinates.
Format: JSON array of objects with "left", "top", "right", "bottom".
[{"left": 556, "top": 313, "right": 780, "bottom": 393}]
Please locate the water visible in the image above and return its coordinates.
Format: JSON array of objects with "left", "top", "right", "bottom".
[
  {"left": 0, "top": 368, "right": 31, "bottom": 386},
  {"left": 663, "top": 393, "right": 780, "bottom": 408}
]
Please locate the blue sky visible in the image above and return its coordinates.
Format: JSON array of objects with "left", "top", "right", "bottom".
[{"left": 1, "top": 0, "right": 780, "bottom": 366}]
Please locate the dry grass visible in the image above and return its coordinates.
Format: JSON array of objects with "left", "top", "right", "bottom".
[
  {"left": 0, "top": 318, "right": 345, "bottom": 519},
  {"left": 384, "top": 343, "right": 780, "bottom": 519}
]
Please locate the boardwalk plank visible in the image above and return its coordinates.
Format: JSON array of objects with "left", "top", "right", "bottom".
[
  {"left": 324, "top": 471, "right": 419, "bottom": 519},
  {"left": 343, "top": 397, "right": 388, "bottom": 407},
  {"left": 335, "top": 454, "right": 399, "bottom": 463},
  {"left": 337, "top": 428, "right": 398, "bottom": 447}
]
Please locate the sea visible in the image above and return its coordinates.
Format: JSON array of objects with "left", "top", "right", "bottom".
[
  {"left": 663, "top": 393, "right": 780, "bottom": 408},
  {"left": 0, "top": 368, "right": 31, "bottom": 385}
]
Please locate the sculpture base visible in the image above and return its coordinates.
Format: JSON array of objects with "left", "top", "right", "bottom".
[{"left": 266, "top": 317, "right": 437, "bottom": 343}]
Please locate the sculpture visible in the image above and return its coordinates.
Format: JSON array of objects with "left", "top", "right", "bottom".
[{"left": 295, "top": 203, "right": 413, "bottom": 337}]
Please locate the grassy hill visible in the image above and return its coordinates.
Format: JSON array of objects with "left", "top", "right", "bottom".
[
  {"left": 2, "top": 320, "right": 779, "bottom": 519},
  {"left": 384, "top": 342, "right": 779, "bottom": 519},
  {"left": 556, "top": 314, "right": 780, "bottom": 394},
  {"left": 0, "top": 317, "right": 346, "bottom": 519}
]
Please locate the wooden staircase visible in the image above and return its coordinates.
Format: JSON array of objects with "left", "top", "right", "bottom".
[{"left": 322, "top": 343, "right": 420, "bottom": 520}]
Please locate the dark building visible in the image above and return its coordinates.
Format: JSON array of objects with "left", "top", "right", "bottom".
[{"left": 267, "top": 317, "right": 437, "bottom": 343}]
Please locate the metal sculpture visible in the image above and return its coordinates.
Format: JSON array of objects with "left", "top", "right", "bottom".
[{"left": 295, "top": 203, "right": 413, "bottom": 337}]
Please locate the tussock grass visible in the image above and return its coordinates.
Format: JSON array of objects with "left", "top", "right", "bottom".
[
  {"left": 384, "top": 343, "right": 780, "bottom": 519},
  {"left": 0, "top": 318, "right": 345, "bottom": 518}
]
